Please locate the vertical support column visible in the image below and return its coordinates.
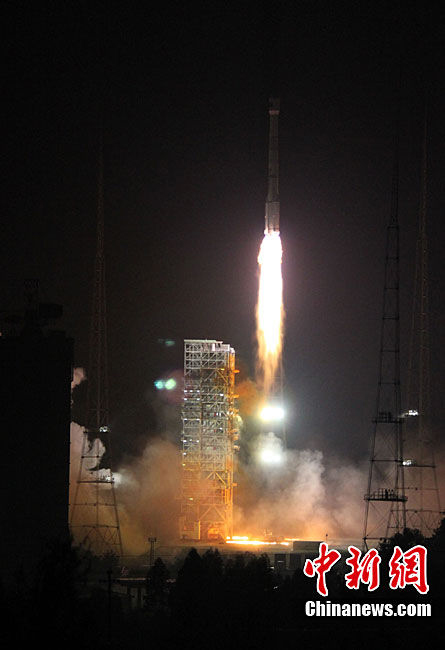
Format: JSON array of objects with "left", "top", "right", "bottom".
[{"left": 179, "top": 340, "right": 238, "bottom": 542}]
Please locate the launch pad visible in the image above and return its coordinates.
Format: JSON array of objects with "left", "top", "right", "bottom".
[{"left": 179, "top": 339, "right": 239, "bottom": 542}]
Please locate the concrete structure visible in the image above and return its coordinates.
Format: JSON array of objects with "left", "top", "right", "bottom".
[{"left": 0, "top": 289, "right": 73, "bottom": 583}]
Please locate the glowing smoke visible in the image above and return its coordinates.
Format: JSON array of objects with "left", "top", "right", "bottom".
[
  {"left": 69, "top": 369, "right": 113, "bottom": 547},
  {"left": 114, "top": 392, "right": 183, "bottom": 554},
  {"left": 69, "top": 369, "right": 369, "bottom": 551},
  {"left": 234, "top": 432, "right": 367, "bottom": 541},
  {"left": 71, "top": 367, "right": 86, "bottom": 392},
  {"left": 69, "top": 368, "right": 87, "bottom": 499},
  {"left": 69, "top": 366, "right": 182, "bottom": 554},
  {"left": 115, "top": 438, "right": 181, "bottom": 554},
  {"left": 256, "top": 231, "right": 284, "bottom": 394}
]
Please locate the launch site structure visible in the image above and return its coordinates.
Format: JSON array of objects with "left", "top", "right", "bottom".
[
  {"left": 403, "top": 110, "right": 442, "bottom": 535},
  {"left": 70, "top": 142, "right": 123, "bottom": 558},
  {"left": 363, "top": 106, "right": 407, "bottom": 550},
  {"left": 179, "top": 339, "right": 239, "bottom": 542},
  {"left": 363, "top": 104, "right": 443, "bottom": 548}
]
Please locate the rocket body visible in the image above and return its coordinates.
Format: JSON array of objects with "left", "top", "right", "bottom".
[{"left": 265, "top": 97, "right": 280, "bottom": 233}]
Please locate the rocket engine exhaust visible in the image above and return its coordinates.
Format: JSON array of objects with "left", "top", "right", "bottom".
[
  {"left": 256, "top": 232, "right": 283, "bottom": 394},
  {"left": 256, "top": 98, "right": 284, "bottom": 395}
]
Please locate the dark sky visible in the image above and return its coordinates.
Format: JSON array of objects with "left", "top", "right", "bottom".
[{"left": 2, "top": 2, "right": 445, "bottom": 467}]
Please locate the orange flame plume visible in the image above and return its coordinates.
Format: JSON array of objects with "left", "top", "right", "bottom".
[{"left": 256, "top": 231, "right": 284, "bottom": 394}]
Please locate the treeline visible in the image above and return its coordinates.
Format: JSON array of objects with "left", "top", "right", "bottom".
[{"left": 2, "top": 522, "right": 444, "bottom": 649}]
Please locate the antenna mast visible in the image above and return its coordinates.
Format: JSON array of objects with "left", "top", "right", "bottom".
[
  {"left": 70, "top": 137, "right": 123, "bottom": 558},
  {"left": 404, "top": 103, "right": 442, "bottom": 534},
  {"left": 363, "top": 105, "right": 407, "bottom": 549}
]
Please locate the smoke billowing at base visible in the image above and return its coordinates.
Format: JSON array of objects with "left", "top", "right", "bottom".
[
  {"left": 70, "top": 370, "right": 367, "bottom": 555},
  {"left": 115, "top": 439, "right": 180, "bottom": 554},
  {"left": 117, "top": 431, "right": 367, "bottom": 552},
  {"left": 70, "top": 422, "right": 181, "bottom": 555},
  {"left": 235, "top": 434, "right": 367, "bottom": 541}
]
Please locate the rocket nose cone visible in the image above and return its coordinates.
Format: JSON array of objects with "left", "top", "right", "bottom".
[{"left": 269, "top": 97, "right": 280, "bottom": 114}]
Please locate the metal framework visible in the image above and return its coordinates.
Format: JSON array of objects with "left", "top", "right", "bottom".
[
  {"left": 70, "top": 140, "right": 123, "bottom": 558},
  {"left": 179, "top": 339, "right": 239, "bottom": 542},
  {"left": 403, "top": 108, "right": 442, "bottom": 534},
  {"left": 363, "top": 115, "right": 407, "bottom": 550}
]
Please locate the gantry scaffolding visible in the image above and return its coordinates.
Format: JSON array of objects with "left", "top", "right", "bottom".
[{"left": 179, "top": 339, "right": 239, "bottom": 542}]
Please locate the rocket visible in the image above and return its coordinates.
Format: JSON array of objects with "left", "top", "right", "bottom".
[{"left": 265, "top": 97, "right": 280, "bottom": 233}]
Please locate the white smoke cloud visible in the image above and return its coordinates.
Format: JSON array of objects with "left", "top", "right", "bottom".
[
  {"left": 234, "top": 433, "right": 367, "bottom": 542},
  {"left": 71, "top": 366, "right": 86, "bottom": 392},
  {"left": 69, "top": 365, "right": 369, "bottom": 552},
  {"left": 70, "top": 368, "right": 112, "bottom": 547},
  {"left": 115, "top": 438, "right": 181, "bottom": 555}
]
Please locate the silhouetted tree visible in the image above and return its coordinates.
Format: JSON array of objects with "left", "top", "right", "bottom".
[
  {"left": 145, "top": 557, "right": 170, "bottom": 612},
  {"left": 429, "top": 517, "right": 445, "bottom": 552},
  {"left": 169, "top": 548, "right": 204, "bottom": 625},
  {"left": 379, "top": 527, "right": 426, "bottom": 554}
]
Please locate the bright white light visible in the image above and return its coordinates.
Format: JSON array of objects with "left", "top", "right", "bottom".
[
  {"left": 260, "top": 448, "right": 283, "bottom": 465},
  {"left": 256, "top": 231, "right": 283, "bottom": 393},
  {"left": 402, "top": 409, "right": 419, "bottom": 418},
  {"left": 112, "top": 472, "right": 122, "bottom": 486},
  {"left": 260, "top": 405, "right": 284, "bottom": 421},
  {"left": 257, "top": 432, "right": 284, "bottom": 466}
]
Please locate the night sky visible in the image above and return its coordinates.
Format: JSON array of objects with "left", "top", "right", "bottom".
[{"left": 3, "top": 3, "right": 445, "bottom": 477}]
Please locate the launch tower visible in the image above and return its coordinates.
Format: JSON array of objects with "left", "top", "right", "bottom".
[
  {"left": 70, "top": 143, "right": 123, "bottom": 558},
  {"left": 179, "top": 339, "right": 238, "bottom": 542},
  {"left": 403, "top": 112, "right": 442, "bottom": 535},
  {"left": 363, "top": 111, "right": 407, "bottom": 549}
]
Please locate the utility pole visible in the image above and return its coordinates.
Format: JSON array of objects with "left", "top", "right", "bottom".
[{"left": 148, "top": 536, "right": 157, "bottom": 568}]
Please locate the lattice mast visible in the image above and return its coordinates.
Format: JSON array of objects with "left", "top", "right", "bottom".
[
  {"left": 404, "top": 106, "right": 442, "bottom": 533},
  {"left": 70, "top": 141, "right": 123, "bottom": 558},
  {"left": 179, "top": 340, "right": 239, "bottom": 542},
  {"left": 363, "top": 118, "right": 407, "bottom": 550}
]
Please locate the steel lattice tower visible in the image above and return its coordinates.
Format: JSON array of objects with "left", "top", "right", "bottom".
[
  {"left": 70, "top": 142, "right": 123, "bottom": 558},
  {"left": 179, "top": 339, "right": 239, "bottom": 542},
  {"left": 363, "top": 120, "right": 407, "bottom": 550},
  {"left": 403, "top": 109, "right": 442, "bottom": 534}
]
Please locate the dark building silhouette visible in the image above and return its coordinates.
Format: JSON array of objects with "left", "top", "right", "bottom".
[{"left": 0, "top": 289, "right": 73, "bottom": 584}]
